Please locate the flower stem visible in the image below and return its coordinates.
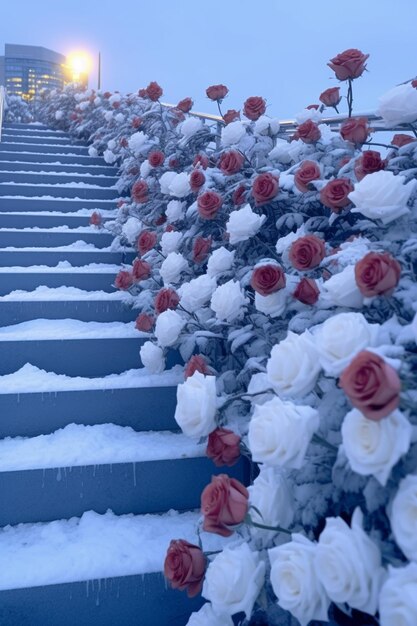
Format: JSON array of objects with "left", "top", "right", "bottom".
[
  {"left": 347, "top": 79, "right": 353, "bottom": 118},
  {"left": 246, "top": 515, "right": 291, "bottom": 535},
  {"left": 312, "top": 433, "right": 338, "bottom": 452}
]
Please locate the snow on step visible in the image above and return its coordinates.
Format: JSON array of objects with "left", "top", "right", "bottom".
[
  {"left": 0, "top": 242, "right": 128, "bottom": 253},
  {"left": 0, "top": 319, "right": 142, "bottom": 341},
  {"left": 0, "top": 169, "right": 117, "bottom": 178},
  {"left": 0, "top": 286, "right": 133, "bottom": 302},
  {"left": 0, "top": 209, "right": 118, "bottom": 218},
  {"left": 0, "top": 261, "right": 122, "bottom": 273},
  {"left": 0, "top": 195, "right": 116, "bottom": 202},
  {"left": 0, "top": 424, "right": 204, "bottom": 471},
  {"left": 0, "top": 225, "right": 112, "bottom": 233},
  {"left": 0, "top": 160, "right": 114, "bottom": 169},
  {"left": 0, "top": 181, "right": 117, "bottom": 190},
  {"left": 0, "top": 363, "right": 183, "bottom": 393},
  {"left": 0, "top": 509, "right": 230, "bottom": 591}
]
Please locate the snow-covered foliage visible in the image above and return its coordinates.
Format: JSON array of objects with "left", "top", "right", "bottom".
[{"left": 4, "top": 93, "right": 33, "bottom": 123}]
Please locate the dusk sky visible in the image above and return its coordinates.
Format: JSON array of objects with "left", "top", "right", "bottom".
[{"left": 2, "top": 0, "right": 417, "bottom": 118}]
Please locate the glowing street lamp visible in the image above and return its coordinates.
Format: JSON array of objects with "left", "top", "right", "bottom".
[{"left": 67, "top": 52, "right": 92, "bottom": 85}]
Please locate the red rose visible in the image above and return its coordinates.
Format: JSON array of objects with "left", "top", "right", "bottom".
[
  {"left": 307, "top": 104, "right": 320, "bottom": 110},
  {"left": 128, "top": 166, "right": 140, "bottom": 176},
  {"left": 412, "top": 79, "right": 417, "bottom": 88},
  {"left": 289, "top": 235, "right": 326, "bottom": 270},
  {"left": 177, "top": 97, "right": 193, "bottom": 113},
  {"left": 251, "top": 264, "right": 286, "bottom": 296},
  {"left": 89, "top": 211, "right": 102, "bottom": 226},
  {"left": 206, "top": 84, "right": 228, "bottom": 101},
  {"left": 184, "top": 355, "right": 210, "bottom": 379},
  {"left": 319, "top": 87, "right": 342, "bottom": 108},
  {"left": 339, "top": 351, "right": 401, "bottom": 421},
  {"left": 243, "top": 96, "right": 266, "bottom": 121},
  {"left": 223, "top": 109, "right": 240, "bottom": 124},
  {"left": 138, "top": 89, "right": 147, "bottom": 98},
  {"left": 148, "top": 150, "right": 165, "bottom": 167},
  {"left": 165, "top": 224, "right": 176, "bottom": 233},
  {"left": 115, "top": 270, "right": 133, "bottom": 290},
  {"left": 120, "top": 137, "right": 128, "bottom": 148},
  {"left": 340, "top": 117, "right": 369, "bottom": 144},
  {"left": 135, "top": 313, "right": 154, "bottom": 332},
  {"left": 320, "top": 178, "right": 354, "bottom": 213},
  {"left": 103, "top": 91, "right": 111, "bottom": 99},
  {"left": 112, "top": 101, "right": 120, "bottom": 109},
  {"left": 154, "top": 288, "right": 180, "bottom": 314},
  {"left": 190, "top": 169, "right": 206, "bottom": 192},
  {"left": 192, "top": 236, "right": 212, "bottom": 263},
  {"left": 170, "top": 109, "right": 185, "bottom": 127},
  {"left": 206, "top": 428, "right": 241, "bottom": 467},
  {"left": 252, "top": 172, "right": 279, "bottom": 205},
  {"left": 354, "top": 150, "right": 384, "bottom": 181},
  {"left": 155, "top": 214, "right": 167, "bottom": 226},
  {"left": 132, "top": 259, "right": 151, "bottom": 282},
  {"left": 201, "top": 474, "right": 249, "bottom": 537},
  {"left": 294, "top": 160, "right": 321, "bottom": 192},
  {"left": 169, "top": 158, "right": 180, "bottom": 169},
  {"left": 391, "top": 134, "right": 416, "bottom": 148},
  {"left": 193, "top": 154, "right": 209, "bottom": 170},
  {"left": 218, "top": 150, "right": 244, "bottom": 175},
  {"left": 146, "top": 81, "right": 163, "bottom": 101},
  {"left": 164, "top": 539, "right": 206, "bottom": 598},
  {"left": 131, "top": 180, "right": 149, "bottom": 204},
  {"left": 197, "top": 191, "right": 223, "bottom": 220},
  {"left": 328, "top": 48, "right": 369, "bottom": 81},
  {"left": 354, "top": 252, "right": 401, "bottom": 297},
  {"left": 232, "top": 185, "right": 247, "bottom": 206},
  {"left": 137, "top": 230, "right": 157, "bottom": 256},
  {"left": 132, "top": 116, "right": 142, "bottom": 129},
  {"left": 296, "top": 120, "right": 321, "bottom": 144},
  {"left": 293, "top": 278, "right": 320, "bottom": 305}
]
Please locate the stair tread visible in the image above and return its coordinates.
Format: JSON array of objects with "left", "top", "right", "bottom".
[
  {"left": 0, "top": 318, "right": 144, "bottom": 341},
  {"left": 0, "top": 181, "right": 117, "bottom": 190},
  {"left": 0, "top": 261, "right": 121, "bottom": 272},
  {"left": 0, "top": 160, "right": 114, "bottom": 170},
  {"left": 0, "top": 285, "right": 133, "bottom": 301}
]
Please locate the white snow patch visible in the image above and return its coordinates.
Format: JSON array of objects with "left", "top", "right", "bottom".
[
  {"left": 0, "top": 261, "right": 122, "bottom": 273},
  {"left": 0, "top": 319, "right": 142, "bottom": 341},
  {"left": 0, "top": 285, "right": 133, "bottom": 302}
]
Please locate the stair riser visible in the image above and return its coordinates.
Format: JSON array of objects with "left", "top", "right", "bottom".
[
  {"left": 0, "top": 231, "right": 114, "bottom": 248},
  {"left": 0, "top": 251, "right": 135, "bottom": 267},
  {"left": 0, "top": 198, "right": 116, "bottom": 212},
  {"left": 0, "top": 143, "right": 89, "bottom": 155},
  {"left": 1, "top": 134, "right": 85, "bottom": 146},
  {"left": 0, "top": 184, "right": 119, "bottom": 200},
  {"left": 0, "top": 172, "right": 119, "bottom": 187},
  {"left": 0, "top": 152, "right": 105, "bottom": 165},
  {"left": 0, "top": 162, "right": 116, "bottom": 175},
  {"left": 0, "top": 301, "right": 138, "bottom": 327},
  {"left": 0, "top": 273, "right": 117, "bottom": 294}
]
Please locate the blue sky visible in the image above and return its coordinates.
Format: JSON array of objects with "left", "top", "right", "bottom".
[{"left": 2, "top": 0, "right": 417, "bottom": 118}]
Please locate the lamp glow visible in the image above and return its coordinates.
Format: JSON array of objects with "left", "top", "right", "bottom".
[{"left": 67, "top": 52, "right": 92, "bottom": 81}]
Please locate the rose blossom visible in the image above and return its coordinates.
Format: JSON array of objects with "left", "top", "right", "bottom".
[
  {"left": 218, "top": 150, "right": 244, "bottom": 175},
  {"left": 379, "top": 563, "right": 417, "bottom": 626},
  {"left": 252, "top": 172, "right": 279, "bottom": 205},
  {"left": 349, "top": 170, "right": 415, "bottom": 224},
  {"left": 186, "top": 603, "right": 233, "bottom": 626},
  {"left": 321, "top": 264, "right": 364, "bottom": 308},
  {"left": 328, "top": 48, "right": 369, "bottom": 81},
  {"left": 154, "top": 288, "right": 180, "bottom": 314},
  {"left": 341, "top": 408, "right": 411, "bottom": 486},
  {"left": 296, "top": 120, "right": 321, "bottom": 143},
  {"left": 206, "top": 428, "right": 241, "bottom": 467},
  {"left": 232, "top": 184, "right": 247, "bottom": 206},
  {"left": 391, "top": 474, "right": 417, "bottom": 562},
  {"left": 355, "top": 251, "right": 401, "bottom": 297},
  {"left": 114, "top": 270, "right": 133, "bottom": 290},
  {"left": 221, "top": 120, "right": 246, "bottom": 146},
  {"left": 180, "top": 117, "right": 202, "bottom": 137},
  {"left": 132, "top": 116, "right": 142, "bottom": 128},
  {"left": 248, "top": 466, "right": 295, "bottom": 542},
  {"left": 378, "top": 82, "right": 417, "bottom": 126},
  {"left": 174, "top": 371, "right": 217, "bottom": 438},
  {"left": 160, "top": 230, "right": 182, "bottom": 256},
  {"left": 319, "top": 87, "right": 342, "bottom": 108},
  {"left": 128, "top": 131, "right": 148, "bottom": 155},
  {"left": 189, "top": 169, "right": 205, "bottom": 192},
  {"left": 176, "top": 97, "right": 193, "bottom": 113},
  {"left": 289, "top": 235, "right": 325, "bottom": 270},
  {"left": 159, "top": 171, "right": 177, "bottom": 194},
  {"left": 193, "top": 153, "right": 209, "bottom": 169},
  {"left": 160, "top": 252, "right": 188, "bottom": 284},
  {"left": 207, "top": 248, "right": 235, "bottom": 277},
  {"left": 226, "top": 203, "right": 266, "bottom": 244},
  {"left": 164, "top": 539, "right": 206, "bottom": 597},
  {"left": 201, "top": 475, "right": 248, "bottom": 537},
  {"left": 179, "top": 274, "right": 216, "bottom": 311},
  {"left": 391, "top": 133, "right": 416, "bottom": 147},
  {"left": 255, "top": 289, "right": 287, "bottom": 317},
  {"left": 184, "top": 355, "right": 210, "bottom": 379},
  {"left": 254, "top": 115, "right": 280, "bottom": 136},
  {"left": 243, "top": 96, "right": 266, "bottom": 121},
  {"left": 137, "top": 230, "right": 157, "bottom": 256},
  {"left": 223, "top": 109, "right": 240, "bottom": 124},
  {"left": 294, "top": 160, "right": 321, "bottom": 192},
  {"left": 251, "top": 263, "right": 286, "bottom": 296},
  {"left": 132, "top": 259, "right": 151, "bottom": 282},
  {"left": 197, "top": 191, "right": 223, "bottom": 220},
  {"left": 340, "top": 117, "right": 369, "bottom": 144},
  {"left": 206, "top": 84, "right": 228, "bottom": 101},
  {"left": 210, "top": 280, "right": 248, "bottom": 322},
  {"left": 148, "top": 150, "right": 164, "bottom": 167},
  {"left": 166, "top": 200, "right": 185, "bottom": 223},
  {"left": 135, "top": 313, "right": 154, "bottom": 332},
  {"left": 155, "top": 309, "right": 185, "bottom": 347},
  {"left": 339, "top": 350, "right": 401, "bottom": 420},
  {"left": 146, "top": 81, "right": 163, "bottom": 101},
  {"left": 168, "top": 172, "right": 190, "bottom": 198},
  {"left": 320, "top": 178, "right": 353, "bottom": 212},
  {"left": 293, "top": 278, "right": 320, "bottom": 305},
  {"left": 89, "top": 211, "right": 102, "bottom": 226},
  {"left": 354, "top": 150, "right": 384, "bottom": 181},
  {"left": 131, "top": 180, "right": 148, "bottom": 204},
  {"left": 192, "top": 236, "right": 211, "bottom": 263},
  {"left": 140, "top": 341, "right": 165, "bottom": 373}
]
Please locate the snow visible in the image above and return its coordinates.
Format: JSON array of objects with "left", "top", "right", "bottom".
[
  {"left": 0, "top": 169, "right": 117, "bottom": 179},
  {"left": 0, "top": 285, "right": 133, "bottom": 302},
  {"left": 0, "top": 195, "right": 116, "bottom": 203},
  {"left": 0, "top": 261, "right": 122, "bottom": 273},
  {"left": 0, "top": 181, "right": 117, "bottom": 189},
  {"left": 0, "top": 319, "right": 143, "bottom": 341},
  {"left": 0, "top": 160, "right": 115, "bottom": 170},
  {"left": 0, "top": 424, "right": 204, "bottom": 471},
  {"left": 0, "top": 509, "right": 229, "bottom": 590},
  {"left": 0, "top": 208, "right": 118, "bottom": 218},
  {"left": 0, "top": 225, "right": 110, "bottom": 233},
  {"left": 0, "top": 241, "right": 121, "bottom": 252},
  {"left": 0, "top": 363, "right": 184, "bottom": 394}
]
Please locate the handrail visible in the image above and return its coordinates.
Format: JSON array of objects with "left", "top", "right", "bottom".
[{"left": 0, "top": 86, "right": 5, "bottom": 142}]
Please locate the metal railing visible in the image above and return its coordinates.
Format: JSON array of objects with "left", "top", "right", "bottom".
[{"left": 0, "top": 86, "right": 5, "bottom": 142}]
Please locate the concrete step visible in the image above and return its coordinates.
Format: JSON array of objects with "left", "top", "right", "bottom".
[
  {"left": 0, "top": 212, "right": 115, "bottom": 229},
  {"left": 0, "top": 197, "right": 116, "bottom": 212},
  {"left": 0, "top": 171, "right": 119, "bottom": 187},
  {"left": 3, "top": 124, "right": 66, "bottom": 133},
  {"left": 0, "top": 183, "right": 119, "bottom": 200},
  {"left": 0, "top": 142, "right": 89, "bottom": 155},
  {"left": 0, "top": 151, "right": 106, "bottom": 165},
  {"left": 0, "top": 229, "right": 114, "bottom": 248},
  {"left": 0, "top": 133, "right": 84, "bottom": 146},
  {"left": 0, "top": 161, "right": 116, "bottom": 175},
  {"left": 0, "top": 249, "right": 135, "bottom": 267},
  {"left": 0, "top": 266, "right": 119, "bottom": 293}
]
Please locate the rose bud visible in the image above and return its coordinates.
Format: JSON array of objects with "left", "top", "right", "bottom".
[
  {"left": 190, "top": 169, "right": 206, "bottom": 192},
  {"left": 320, "top": 178, "right": 354, "bottom": 212},
  {"left": 243, "top": 96, "right": 266, "bottom": 121},
  {"left": 354, "top": 252, "right": 401, "bottom": 297},
  {"left": 293, "top": 278, "right": 320, "bottom": 305},
  {"left": 296, "top": 119, "right": 321, "bottom": 144},
  {"left": 135, "top": 312, "right": 154, "bottom": 332},
  {"left": 218, "top": 150, "right": 244, "bottom": 175},
  {"left": 251, "top": 264, "right": 286, "bottom": 296},
  {"left": 176, "top": 97, "right": 193, "bottom": 113},
  {"left": 201, "top": 474, "right": 249, "bottom": 537},
  {"left": 154, "top": 288, "right": 180, "bottom": 314},
  {"left": 354, "top": 150, "right": 384, "bottom": 181},
  {"left": 412, "top": 79, "right": 417, "bottom": 88},
  {"left": 128, "top": 165, "right": 140, "bottom": 176},
  {"left": 197, "top": 191, "right": 223, "bottom": 220},
  {"left": 289, "top": 235, "right": 326, "bottom": 270},
  {"left": 319, "top": 87, "right": 342, "bottom": 108},
  {"left": 165, "top": 224, "right": 176, "bottom": 233},
  {"left": 232, "top": 185, "right": 247, "bottom": 206},
  {"left": 391, "top": 133, "right": 416, "bottom": 148},
  {"left": 138, "top": 88, "right": 147, "bottom": 98},
  {"left": 112, "top": 101, "right": 120, "bottom": 109},
  {"left": 148, "top": 150, "right": 165, "bottom": 167},
  {"left": 206, "top": 84, "right": 228, "bottom": 101},
  {"left": 132, "top": 259, "right": 151, "bottom": 282},
  {"left": 328, "top": 48, "right": 369, "bottom": 81},
  {"left": 252, "top": 172, "right": 279, "bottom": 205},
  {"left": 155, "top": 214, "right": 167, "bottom": 226},
  {"left": 193, "top": 153, "right": 209, "bottom": 169},
  {"left": 89, "top": 211, "right": 102, "bottom": 226},
  {"left": 164, "top": 539, "right": 206, "bottom": 597},
  {"left": 132, "top": 116, "right": 142, "bottom": 128},
  {"left": 339, "top": 350, "right": 401, "bottom": 421},
  {"left": 307, "top": 104, "right": 320, "bottom": 110},
  {"left": 223, "top": 109, "right": 240, "bottom": 124},
  {"left": 103, "top": 91, "right": 111, "bottom": 99},
  {"left": 137, "top": 230, "right": 157, "bottom": 256},
  {"left": 145, "top": 81, "right": 163, "bottom": 101},
  {"left": 206, "top": 428, "right": 241, "bottom": 467},
  {"left": 115, "top": 270, "right": 133, "bottom": 290},
  {"left": 120, "top": 137, "right": 128, "bottom": 148},
  {"left": 192, "top": 236, "right": 212, "bottom": 263},
  {"left": 131, "top": 180, "right": 149, "bottom": 204},
  {"left": 169, "top": 158, "right": 180, "bottom": 169},
  {"left": 184, "top": 355, "right": 210, "bottom": 379},
  {"left": 294, "top": 160, "right": 321, "bottom": 192},
  {"left": 340, "top": 117, "right": 369, "bottom": 144}
]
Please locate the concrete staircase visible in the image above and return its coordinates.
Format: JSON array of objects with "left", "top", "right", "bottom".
[{"left": 0, "top": 124, "right": 247, "bottom": 626}]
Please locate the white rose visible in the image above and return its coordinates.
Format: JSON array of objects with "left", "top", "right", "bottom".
[
  {"left": 266, "top": 331, "right": 321, "bottom": 398},
  {"left": 186, "top": 603, "right": 233, "bottom": 626},
  {"left": 378, "top": 82, "right": 417, "bottom": 126},
  {"left": 180, "top": 117, "right": 203, "bottom": 137},
  {"left": 159, "top": 171, "right": 177, "bottom": 195},
  {"left": 122, "top": 217, "right": 142, "bottom": 245},
  {"left": 248, "top": 466, "right": 295, "bottom": 542},
  {"left": 320, "top": 264, "right": 363, "bottom": 308},
  {"left": 154, "top": 309, "right": 185, "bottom": 347},
  {"left": 379, "top": 563, "right": 417, "bottom": 626},
  {"left": 390, "top": 474, "right": 417, "bottom": 561},
  {"left": 94, "top": 97, "right": 101, "bottom": 106},
  {"left": 226, "top": 204, "right": 266, "bottom": 245},
  {"left": 174, "top": 371, "right": 217, "bottom": 438},
  {"left": 55, "top": 110, "right": 63, "bottom": 120},
  {"left": 103, "top": 149, "right": 117, "bottom": 164},
  {"left": 341, "top": 409, "right": 411, "bottom": 487},
  {"left": 254, "top": 289, "right": 287, "bottom": 318},
  {"left": 221, "top": 121, "right": 246, "bottom": 147},
  {"left": 315, "top": 508, "right": 384, "bottom": 615},
  {"left": 166, "top": 200, "right": 185, "bottom": 223},
  {"left": 269, "top": 534, "right": 330, "bottom": 626},
  {"left": 202, "top": 543, "right": 265, "bottom": 618},
  {"left": 207, "top": 248, "right": 235, "bottom": 277},
  {"left": 254, "top": 115, "right": 280, "bottom": 136},
  {"left": 109, "top": 93, "right": 121, "bottom": 105},
  {"left": 160, "top": 231, "right": 183, "bottom": 255},
  {"left": 179, "top": 274, "right": 216, "bottom": 311},
  {"left": 140, "top": 341, "right": 165, "bottom": 374},
  {"left": 295, "top": 107, "right": 322, "bottom": 124},
  {"left": 104, "top": 111, "right": 113, "bottom": 122},
  {"left": 349, "top": 170, "right": 415, "bottom": 225},
  {"left": 128, "top": 131, "right": 148, "bottom": 155},
  {"left": 88, "top": 146, "right": 98, "bottom": 157},
  {"left": 210, "top": 280, "right": 248, "bottom": 322},
  {"left": 79, "top": 101, "right": 89, "bottom": 111},
  {"left": 115, "top": 113, "right": 124, "bottom": 123},
  {"left": 160, "top": 252, "right": 188, "bottom": 285},
  {"left": 168, "top": 172, "right": 191, "bottom": 198},
  {"left": 268, "top": 138, "right": 303, "bottom": 164},
  {"left": 140, "top": 160, "right": 152, "bottom": 178},
  {"left": 313, "top": 312, "right": 379, "bottom": 376},
  {"left": 107, "top": 139, "right": 116, "bottom": 150},
  {"left": 248, "top": 396, "right": 319, "bottom": 469}
]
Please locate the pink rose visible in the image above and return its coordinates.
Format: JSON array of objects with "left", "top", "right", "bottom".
[
  {"left": 206, "top": 84, "right": 228, "bottom": 101},
  {"left": 252, "top": 172, "right": 279, "bottom": 205},
  {"left": 89, "top": 211, "right": 102, "bottom": 226},
  {"left": 328, "top": 48, "right": 369, "bottom": 81},
  {"left": 251, "top": 264, "right": 286, "bottom": 296},
  {"left": 293, "top": 278, "right": 320, "bottom": 305},
  {"left": 132, "top": 259, "right": 151, "bottom": 282},
  {"left": 190, "top": 169, "right": 206, "bottom": 192},
  {"left": 135, "top": 313, "right": 154, "bottom": 332},
  {"left": 201, "top": 474, "right": 249, "bottom": 537},
  {"left": 184, "top": 355, "right": 210, "bottom": 379},
  {"left": 294, "top": 160, "right": 321, "bottom": 192},
  {"left": 206, "top": 428, "right": 241, "bottom": 467},
  {"left": 340, "top": 117, "right": 369, "bottom": 144},
  {"left": 354, "top": 252, "right": 401, "bottom": 297},
  {"left": 218, "top": 150, "right": 244, "bottom": 175},
  {"left": 164, "top": 539, "right": 206, "bottom": 598},
  {"left": 320, "top": 178, "right": 354, "bottom": 212},
  {"left": 146, "top": 81, "right": 163, "bottom": 101},
  {"left": 223, "top": 109, "right": 240, "bottom": 124},
  {"left": 148, "top": 150, "right": 165, "bottom": 167},
  {"left": 289, "top": 235, "right": 326, "bottom": 270},
  {"left": 154, "top": 288, "right": 180, "bottom": 314},
  {"left": 176, "top": 97, "right": 193, "bottom": 113},
  {"left": 131, "top": 180, "right": 149, "bottom": 204},
  {"left": 296, "top": 120, "right": 321, "bottom": 144},
  {"left": 192, "top": 236, "right": 212, "bottom": 263},
  {"left": 137, "top": 230, "right": 157, "bottom": 256},
  {"left": 354, "top": 150, "right": 385, "bottom": 181},
  {"left": 243, "top": 96, "right": 266, "bottom": 121},
  {"left": 391, "top": 134, "right": 416, "bottom": 148},
  {"left": 319, "top": 87, "right": 342, "bottom": 107},
  {"left": 115, "top": 270, "right": 133, "bottom": 290},
  {"left": 197, "top": 191, "right": 223, "bottom": 220}
]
